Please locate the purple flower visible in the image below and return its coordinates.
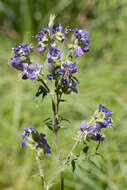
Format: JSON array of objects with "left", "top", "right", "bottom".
[
  {"left": 39, "top": 133, "right": 51, "bottom": 154},
  {"left": 24, "top": 128, "right": 30, "bottom": 133},
  {"left": 105, "top": 111, "right": 112, "bottom": 117},
  {"left": 57, "top": 62, "right": 78, "bottom": 77},
  {"left": 75, "top": 47, "right": 84, "bottom": 58},
  {"left": 81, "top": 29, "right": 89, "bottom": 45},
  {"left": 47, "top": 46, "right": 62, "bottom": 63},
  {"left": 20, "top": 124, "right": 51, "bottom": 154},
  {"left": 62, "top": 33, "right": 66, "bottom": 41},
  {"left": 72, "top": 28, "right": 80, "bottom": 37},
  {"left": 72, "top": 28, "right": 89, "bottom": 58},
  {"left": 37, "top": 41, "right": 46, "bottom": 53},
  {"left": 10, "top": 57, "right": 23, "bottom": 71},
  {"left": 102, "top": 119, "right": 112, "bottom": 127},
  {"left": 80, "top": 104, "right": 112, "bottom": 141},
  {"left": 69, "top": 81, "right": 78, "bottom": 93},
  {"left": 55, "top": 24, "right": 63, "bottom": 32},
  {"left": 36, "top": 27, "right": 52, "bottom": 54},
  {"left": 80, "top": 120, "right": 87, "bottom": 132},
  {"left": 80, "top": 104, "right": 113, "bottom": 141},
  {"left": 21, "top": 63, "right": 29, "bottom": 79},
  {"left": 13, "top": 44, "right": 20, "bottom": 53},
  {"left": 21, "top": 125, "right": 35, "bottom": 141},
  {"left": 37, "top": 47, "right": 45, "bottom": 53},
  {"left": 13, "top": 43, "right": 33, "bottom": 57},
  {"left": 55, "top": 24, "right": 66, "bottom": 41},
  {"left": 62, "top": 79, "right": 78, "bottom": 94},
  {"left": 20, "top": 141, "right": 27, "bottom": 147},
  {"left": 22, "top": 133, "right": 27, "bottom": 139},
  {"left": 57, "top": 62, "right": 78, "bottom": 94},
  {"left": 10, "top": 43, "right": 34, "bottom": 77},
  {"left": 95, "top": 134, "right": 105, "bottom": 141},
  {"left": 80, "top": 122, "right": 101, "bottom": 140},
  {"left": 96, "top": 123, "right": 102, "bottom": 129},
  {"left": 35, "top": 27, "right": 52, "bottom": 40},
  {"left": 87, "top": 125, "right": 100, "bottom": 134},
  {"left": 82, "top": 46, "right": 89, "bottom": 53},
  {"left": 98, "top": 104, "right": 112, "bottom": 118},
  {"left": 80, "top": 121, "right": 104, "bottom": 140},
  {"left": 73, "top": 28, "right": 89, "bottom": 46},
  {"left": 63, "top": 79, "right": 70, "bottom": 85},
  {"left": 29, "top": 124, "right": 34, "bottom": 131},
  {"left": 35, "top": 32, "right": 44, "bottom": 40},
  {"left": 33, "top": 132, "right": 51, "bottom": 154},
  {"left": 46, "top": 75, "right": 53, "bottom": 80},
  {"left": 20, "top": 124, "right": 35, "bottom": 148},
  {"left": 21, "top": 63, "right": 42, "bottom": 80}
]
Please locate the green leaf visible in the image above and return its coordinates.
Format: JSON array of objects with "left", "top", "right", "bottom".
[
  {"left": 77, "top": 159, "right": 91, "bottom": 173},
  {"left": 43, "top": 117, "right": 51, "bottom": 122},
  {"left": 35, "top": 85, "right": 48, "bottom": 100},
  {"left": 44, "top": 121, "right": 53, "bottom": 131},
  {"left": 60, "top": 99, "right": 66, "bottom": 102},
  {"left": 58, "top": 115, "right": 71, "bottom": 124},
  {"left": 89, "top": 156, "right": 101, "bottom": 169},
  {"left": 46, "top": 125, "right": 53, "bottom": 131},
  {"left": 71, "top": 160, "right": 76, "bottom": 173},
  {"left": 82, "top": 146, "right": 89, "bottom": 154}
]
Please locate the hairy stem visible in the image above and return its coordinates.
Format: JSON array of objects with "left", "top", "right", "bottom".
[
  {"left": 64, "top": 134, "right": 83, "bottom": 164},
  {"left": 51, "top": 80, "right": 64, "bottom": 190},
  {"left": 35, "top": 152, "right": 47, "bottom": 190}
]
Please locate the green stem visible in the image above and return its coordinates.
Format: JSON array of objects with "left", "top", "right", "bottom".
[
  {"left": 35, "top": 151, "right": 47, "bottom": 190},
  {"left": 38, "top": 78, "right": 50, "bottom": 92},
  {"left": 51, "top": 80, "right": 64, "bottom": 190},
  {"left": 95, "top": 141, "right": 101, "bottom": 153},
  {"left": 64, "top": 134, "right": 83, "bottom": 164}
]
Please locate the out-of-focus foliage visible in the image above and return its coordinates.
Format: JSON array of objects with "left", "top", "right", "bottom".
[
  {"left": 0, "top": 0, "right": 127, "bottom": 190},
  {"left": 1, "top": 0, "right": 125, "bottom": 38},
  {"left": 0, "top": 0, "right": 84, "bottom": 37}
]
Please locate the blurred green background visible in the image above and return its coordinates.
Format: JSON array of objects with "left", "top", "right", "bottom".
[{"left": 0, "top": 0, "right": 127, "bottom": 189}]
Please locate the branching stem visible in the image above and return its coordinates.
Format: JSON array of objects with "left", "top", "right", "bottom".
[{"left": 64, "top": 134, "right": 83, "bottom": 164}]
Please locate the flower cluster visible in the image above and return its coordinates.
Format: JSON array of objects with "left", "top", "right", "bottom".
[
  {"left": 9, "top": 44, "right": 42, "bottom": 80},
  {"left": 55, "top": 24, "right": 66, "bottom": 41},
  {"left": 80, "top": 104, "right": 112, "bottom": 141},
  {"left": 36, "top": 24, "right": 66, "bottom": 55},
  {"left": 36, "top": 27, "right": 52, "bottom": 53},
  {"left": 57, "top": 62, "right": 78, "bottom": 77},
  {"left": 57, "top": 62, "right": 78, "bottom": 93},
  {"left": 47, "top": 46, "right": 62, "bottom": 63},
  {"left": 21, "top": 124, "right": 34, "bottom": 146},
  {"left": 21, "top": 124, "right": 51, "bottom": 154},
  {"left": 10, "top": 43, "right": 33, "bottom": 70},
  {"left": 9, "top": 18, "right": 89, "bottom": 95},
  {"left": 73, "top": 28, "right": 89, "bottom": 58},
  {"left": 21, "top": 63, "right": 42, "bottom": 80},
  {"left": 13, "top": 43, "right": 33, "bottom": 56}
]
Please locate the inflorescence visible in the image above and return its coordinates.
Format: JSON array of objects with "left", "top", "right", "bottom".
[
  {"left": 9, "top": 21, "right": 89, "bottom": 94},
  {"left": 80, "top": 104, "right": 113, "bottom": 141},
  {"left": 10, "top": 44, "right": 43, "bottom": 80},
  {"left": 20, "top": 104, "right": 112, "bottom": 154},
  {"left": 21, "top": 124, "right": 51, "bottom": 154},
  {"left": 9, "top": 18, "right": 113, "bottom": 156},
  {"left": 72, "top": 28, "right": 89, "bottom": 58}
]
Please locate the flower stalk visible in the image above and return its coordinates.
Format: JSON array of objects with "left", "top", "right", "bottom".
[
  {"left": 35, "top": 151, "right": 47, "bottom": 190},
  {"left": 51, "top": 80, "right": 64, "bottom": 190},
  {"left": 9, "top": 15, "right": 113, "bottom": 190}
]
